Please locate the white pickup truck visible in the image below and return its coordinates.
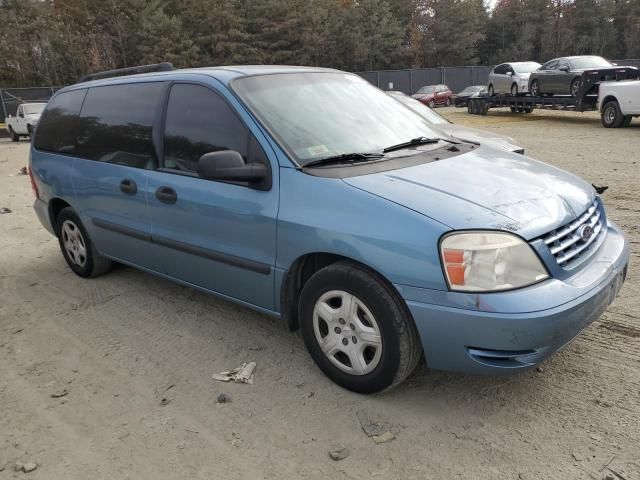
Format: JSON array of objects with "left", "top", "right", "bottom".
[
  {"left": 5, "top": 102, "right": 47, "bottom": 141},
  {"left": 599, "top": 80, "right": 640, "bottom": 128}
]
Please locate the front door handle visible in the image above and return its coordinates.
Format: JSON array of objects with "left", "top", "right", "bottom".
[
  {"left": 155, "top": 186, "right": 177, "bottom": 204},
  {"left": 120, "top": 179, "right": 137, "bottom": 195}
]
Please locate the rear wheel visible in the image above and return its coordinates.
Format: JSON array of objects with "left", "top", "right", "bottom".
[
  {"left": 9, "top": 127, "right": 19, "bottom": 142},
  {"left": 299, "top": 261, "right": 422, "bottom": 393},
  {"left": 56, "top": 207, "right": 112, "bottom": 278},
  {"left": 27, "top": 124, "right": 34, "bottom": 136},
  {"left": 530, "top": 80, "right": 540, "bottom": 97},
  {"left": 570, "top": 77, "right": 581, "bottom": 97},
  {"left": 601, "top": 101, "right": 624, "bottom": 128}
]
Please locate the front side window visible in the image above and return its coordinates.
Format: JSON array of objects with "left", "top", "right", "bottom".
[
  {"left": 542, "top": 60, "right": 558, "bottom": 70},
  {"left": 233, "top": 73, "right": 439, "bottom": 165},
  {"left": 75, "top": 82, "right": 165, "bottom": 169},
  {"left": 23, "top": 104, "right": 46, "bottom": 115},
  {"left": 34, "top": 89, "right": 87, "bottom": 154},
  {"left": 494, "top": 64, "right": 508, "bottom": 75},
  {"left": 163, "top": 84, "right": 250, "bottom": 173}
]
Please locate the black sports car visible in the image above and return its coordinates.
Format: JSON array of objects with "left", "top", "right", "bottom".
[
  {"left": 528, "top": 55, "right": 614, "bottom": 97},
  {"left": 453, "top": 85, "right": 487, "bottom": 107}
]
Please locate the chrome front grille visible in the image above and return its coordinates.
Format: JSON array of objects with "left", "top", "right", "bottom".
[{"left": 542, "top": 199, "right": 605, "bottom": 268}]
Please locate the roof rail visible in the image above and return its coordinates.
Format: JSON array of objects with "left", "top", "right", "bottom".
[{"left": 77, "top": 62, "right": 174, "bottom": 83}]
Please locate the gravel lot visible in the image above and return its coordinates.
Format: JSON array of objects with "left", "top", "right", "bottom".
[{"left": 1, "top": 108, "right": 638, "bottom": 479}]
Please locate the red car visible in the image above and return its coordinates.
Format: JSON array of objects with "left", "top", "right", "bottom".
[{"left": 411, "top": 84, "right": 453, "bottom": 107}]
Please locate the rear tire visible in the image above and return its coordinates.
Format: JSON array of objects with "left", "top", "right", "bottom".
[
  {"left": 601, "top": 101, "right": 624, "bottom": 128},
  {"left": 9, "top": 127, "right": 19, "bottom": 142},
  {"left": 55, "top": 207, "right": 112, "bottom": 278},
  {"left": 299, "top": 261, "right": 422, "bottom": 394}
]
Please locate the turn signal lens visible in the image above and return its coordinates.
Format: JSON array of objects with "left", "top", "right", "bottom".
[{"left": 440, "top": 231, "right": 548, "bottom": 292}]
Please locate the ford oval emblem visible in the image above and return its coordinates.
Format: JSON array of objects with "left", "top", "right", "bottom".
[{"left": 578, "top": 225, "right": 593, "bottom": 242}]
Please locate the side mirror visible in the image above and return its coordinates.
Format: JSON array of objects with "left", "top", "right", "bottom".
[
  {"left": 197, "top": 150, "right": 267, "bottom": 184},
  {"left": 507, "top": 71, "right": 513, "bottom": 76},
  {"left": 18, "top": 112, "right": 24, "bottom": 118},
  {"left": 6, "top": 114, "right": 11, "bottom": 118}
]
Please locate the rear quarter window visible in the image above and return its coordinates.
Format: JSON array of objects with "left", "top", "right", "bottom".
[
  {"left": 75, "top": 82, "right": 165, "bottom": 169},
  {"left": 34, "top": 89, "right": 87, "bottom": 154}
]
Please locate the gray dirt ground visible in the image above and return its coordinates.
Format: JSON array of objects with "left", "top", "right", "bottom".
[{"left": 0, "top": 108, "right": 639, "bottom": 480}]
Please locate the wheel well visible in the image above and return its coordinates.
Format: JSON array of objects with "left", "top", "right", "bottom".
[
  {"left": 600, "top": 95, "right": 618, "bottom": 112},
  {"left": 280, "top": 253, "right": 398, "bottom": 332},
  {"left": 48, "top": 198, "right": 71, "bottom": 230}
]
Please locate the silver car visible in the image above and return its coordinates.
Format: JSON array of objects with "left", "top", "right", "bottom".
[
  {"left": 487, "top": 62, "right": 541, "bottom": 96},
  {"left": 387, "top": 91, "right": 525, "bottom": 154}
]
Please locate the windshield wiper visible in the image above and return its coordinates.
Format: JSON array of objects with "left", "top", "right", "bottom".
[
  {"left": 303, "top": 152, "right": 385, "bottom": 168},
  {"left": 383, "top": 136, "right": 445, "bottom": 153}
]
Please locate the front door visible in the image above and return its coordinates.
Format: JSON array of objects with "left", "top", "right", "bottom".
[{"left": 146, "top": 82, "right": 279, "bottom": 310}]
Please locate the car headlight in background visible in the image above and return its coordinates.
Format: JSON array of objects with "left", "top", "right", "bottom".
[{"left": 440, "top": 231, "right": 548, "bottom": 292}]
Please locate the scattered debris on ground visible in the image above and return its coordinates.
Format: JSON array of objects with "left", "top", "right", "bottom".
[
  {"left": 356, "top": 410, "right": 391, "bottom": 437},
  {"left": 216, "top": 393, "right": 231, "bottom": 403},
  {"left": 160, "top": 397, "right": 172, "bottom": 406},
  {"left": 51, "top": 388, "right": 68, "bottom": 398},
  {"left": 592, "top": 183, "right": 609, "bottom": 194},
  {"left": 15, "top": 461, "right": 38, "bottom": 473},
  {"left": 328, "top": 445, "right": 350, "bottom": 461},
  {"left": 212, "top": 362, "right": 256, "bottom": 384},
  {"left": 0, "top": 207, "right": 11, "bottom": 214},
  {"left": 17, "top": 166, "right": 27, "bottom": 175},
  {"left": 372, "top": 431, "right": 395, "bottom": 444}
]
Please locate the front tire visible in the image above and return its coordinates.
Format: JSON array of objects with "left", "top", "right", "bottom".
[
  {"left": 511, "top": 83, "right": 518, "bottom": 96},
  {"left": 488, "top": 84, "right": 494, "bottom": 97},
  {"left": 445, "top": 98, "right": 451, "bottom": 107},
  {"left": 9, "top": 127, "right": 19, "bottom": 142},
  {"left": 530, "top": 80, "right": 540, "bottom": 97},
  {"left": 56, "top": 207, "right": 112, "bottom": 278},
  {"left": 428, "top": 99, "right": 435, "bottom": 108},
  {"left": 570, "top": 77, "right": 581, "bottom": 97},
  {"left": 601, "top": 101, "right": 624, "bottom": 128},
  {"left": 299, "top": 261, "right": 422, "bottom": 394}
]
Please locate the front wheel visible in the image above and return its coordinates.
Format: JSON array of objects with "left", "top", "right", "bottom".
[
  {"left": 488, "top": 84, "right": 494, "bottom": 97},
  {"left": 299, "top": 261, "right": 422, "bottom": 394},
  {"left": 529, "top": 80, "right": 540, "bottom": 97},
  {"left": 9, "top": 127, "right": 19, "bottom": 142},
  {"left": 570, "top": 78, "right": 581, "bottom": 97},
  {"left": 445, "top": 98, "right": 451, "bottom": 107},
  {"left": 428, "top": 99, "right": 435, "bottom": 108},
  {"left": 511, "top": 83, "right": 518, "bottom": 96},
  {"left": 601, "top": 101, "right": 624, "bottom": 128},
  {"left": 56, "top": 207, "right": 112, "bottom": 278}
]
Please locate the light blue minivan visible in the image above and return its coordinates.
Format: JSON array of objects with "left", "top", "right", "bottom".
[{"left": 30, "top": 64, "right": 629, "bottom": 393}]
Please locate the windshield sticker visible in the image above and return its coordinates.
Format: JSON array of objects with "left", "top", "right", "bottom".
[{"left": 307, "top": 144, "right": 330, "bottom": 156}]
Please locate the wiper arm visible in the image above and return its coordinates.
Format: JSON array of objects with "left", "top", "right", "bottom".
[{"left": 303, "top": 152, "right": 385, "bottom": 168}]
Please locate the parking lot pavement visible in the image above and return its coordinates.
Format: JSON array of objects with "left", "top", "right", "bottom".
[{"left": 0, "top": 113, "right": 639, "bottom": 479}]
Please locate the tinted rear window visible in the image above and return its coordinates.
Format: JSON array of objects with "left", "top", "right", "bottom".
[
  {"left": 75, "top": 82, "right": 165, "bottom": 169},
  {"left": 34, "top": 89, "right": 86, "bottom": 154}
]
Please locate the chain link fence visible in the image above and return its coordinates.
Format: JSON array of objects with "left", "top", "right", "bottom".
[
  {"left": 0, "top": 87, "right": 61, "bottom": 124},
  {"left": 356, "top": 59, "right": 640, "bottom": 94}
]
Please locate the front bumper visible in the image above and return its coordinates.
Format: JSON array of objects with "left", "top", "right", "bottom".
[{"left": 399, "top": 221, "right": 629, "bottom": 374}]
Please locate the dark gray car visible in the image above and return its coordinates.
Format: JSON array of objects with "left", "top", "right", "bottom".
[{"left": 528, "top": 56, "right": 614, "bottom": 97}]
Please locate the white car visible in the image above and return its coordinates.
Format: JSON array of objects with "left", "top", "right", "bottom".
[
  {"left": 5, "top": 102, "right": 47, "bottom": 141},
  {"left": 387, "top": 91, "right": 525, "bottom": 154},
  {"left": 487, "top": 62, "right": 541, "bottom": 96},
  {"left": 599, "top": 80, "right": 640, "bottom": 128}
]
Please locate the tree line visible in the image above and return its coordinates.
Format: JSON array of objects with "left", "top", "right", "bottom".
[{"left": 1, "top": 0, "right": 638, "bottom": 88}]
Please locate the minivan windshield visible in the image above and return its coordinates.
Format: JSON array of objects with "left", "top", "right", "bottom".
[
  {"left": 23, "top": 103, "right": 46, "bottom": 115},
  {"left": 233, "top": 73, "right": 440, "bottom": 165}
]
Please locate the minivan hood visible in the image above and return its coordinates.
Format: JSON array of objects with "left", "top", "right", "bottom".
[{"left": 344, "top": 147, "right": 595, "bottom": 239}]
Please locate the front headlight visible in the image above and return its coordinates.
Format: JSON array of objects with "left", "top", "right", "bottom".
[{"left": 440, "top": 231, "right": 548, "bottom": 292}]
